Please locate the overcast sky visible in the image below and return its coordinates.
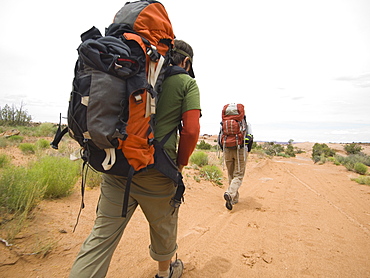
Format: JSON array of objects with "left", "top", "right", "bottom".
[{"left": 1, "top": 0, "right": 369, "bottom": 142}]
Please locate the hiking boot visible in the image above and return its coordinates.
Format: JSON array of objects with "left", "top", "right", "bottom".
[
  {"left": 155, "top": 259, "right": 184, "bottom": 278},
  {"left": 224, "top": 192, "right": 233, "bottom": 210}
]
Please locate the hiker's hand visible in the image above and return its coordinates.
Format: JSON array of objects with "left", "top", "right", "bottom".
[{"left": 178, "top": 165, "right": 185, "bottom": 172}]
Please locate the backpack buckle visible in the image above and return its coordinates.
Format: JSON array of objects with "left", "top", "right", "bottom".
[{"left": 146, "top": 45, "right": 160, "bottom": 62}]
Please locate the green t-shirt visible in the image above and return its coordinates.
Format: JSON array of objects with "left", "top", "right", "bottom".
[{"left": 154, "top": 72, "right": 201, "bottom": 162}]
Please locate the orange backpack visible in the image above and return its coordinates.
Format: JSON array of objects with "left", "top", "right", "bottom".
[
  {"left": 219, "top": 103, "right": 247, "bottom": 148},
  {"left": 51, "top": 1, "right": 184, "bottom": 219}
]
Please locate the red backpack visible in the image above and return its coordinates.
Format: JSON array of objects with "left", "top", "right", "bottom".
[{"left": 219, "top": 103, "right": 247, "bottom": 148}]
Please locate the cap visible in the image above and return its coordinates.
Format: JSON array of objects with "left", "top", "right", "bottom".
[{"left": 173, "top": 48, "right": 195, "bottom": 78}]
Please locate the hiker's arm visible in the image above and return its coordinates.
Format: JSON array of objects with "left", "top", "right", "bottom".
[{"left": 177, "top": 109, "right": 201, "bottom": 171}]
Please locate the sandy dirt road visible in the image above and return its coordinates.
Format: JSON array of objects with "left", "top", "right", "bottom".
[{"left": 1, "top": 147, "right": 370, "bottom": 277}]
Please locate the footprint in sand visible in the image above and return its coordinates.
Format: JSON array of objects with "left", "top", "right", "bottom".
[{"left": 185, "top": 256, "right": 232, "bottom": 277}]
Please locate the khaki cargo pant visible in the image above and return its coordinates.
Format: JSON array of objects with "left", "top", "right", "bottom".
[
  {"left": 69, "top": 169, "right": 179, "bottom": 278},
  {"left": 224, "top": 147, "right": 248, "bottom": 203}
]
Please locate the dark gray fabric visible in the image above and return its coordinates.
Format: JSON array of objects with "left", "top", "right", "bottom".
[
  {"left": 113, "top": 1, "right": 150, "bottom": 28},
  {"left": 87, "top": 70, "right": 126, "bottom": 149}
]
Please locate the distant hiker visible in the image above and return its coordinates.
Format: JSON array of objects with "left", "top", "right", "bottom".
[
  {"left": 218, "top": 103, "right": 253, "bottom": 210},
  {"left": 68, "top": 3, "right": 201, "bottom": 278}
]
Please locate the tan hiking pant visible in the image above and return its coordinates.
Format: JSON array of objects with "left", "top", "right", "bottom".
[
  {"left": 224, "top": 147, "right": 248, "bottom": 203},
  {"left": 69, "top": 169, "right": 179, "bottom": 278}
]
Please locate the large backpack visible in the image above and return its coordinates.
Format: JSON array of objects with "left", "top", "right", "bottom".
[
  {"left": 218, "top": 103, "right": 247, "bottom": 149},
  {"left": 51, "top": 0, "right": 184, "bottom": 219}
]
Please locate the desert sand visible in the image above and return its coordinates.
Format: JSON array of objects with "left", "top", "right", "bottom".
[{"left": 1, "top": 140, "right": 370, "bottom": 277}]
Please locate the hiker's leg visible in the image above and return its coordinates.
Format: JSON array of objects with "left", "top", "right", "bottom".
[
  {"left": 224, "top": 148, "right": 235, "bottom": 184},
  {"left": 69, "top": 174, "right": 138, "bottom": 278},
  {"left": 228, "top": 149, "right": 247, "bottom": 200},
  {"left": 132, "top": 169, "right": 178, "bottom": 263},
  {"left": 158, "top": 260, "right": 171, "bottom": 271},
  {"left": 233, "top": 191, "right": 240, "bottom": 204},
  {"left": 157, "top": 259, "right": 171, "bottom": 277}
]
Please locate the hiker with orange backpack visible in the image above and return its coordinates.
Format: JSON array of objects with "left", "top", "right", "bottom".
[
  {"left": 64, "top": 2, "right": 201, "bottom": 278},
  {"left": 69, "top": 29, "right": 200, "bottom": 278},
  {"left": 218, "top": 103, "right": 253, "bottom": 210}
]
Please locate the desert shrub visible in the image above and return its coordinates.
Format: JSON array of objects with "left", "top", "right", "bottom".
[
  {"left": 0, "top": 156, "right": 80, "bottom": 213},
  {"left": 344, "top": 143, "right": 363, "bottom": 155},
  {"left": 197, "top": 140, "right": 212, "bottom": 150},
  {"left": 190, "top": 151, "right": 208, "bottom": 167},
  {"left": 328, "top": 156, "right": 341, "bottom": 166},
  {"left": 295, "top": 147, "right": 304, "bottom": 154},
  {"left": 0, "top": 137, "right": 7, "bottom": 148},
  {"left": 312, "top": 153, "right": 328, "bottom": 164},
  {"left": 34, "top": 123, "right": 57, "bottom": 137},
  {"left": 277, "top": 153, "right": 290, "bottom": 158},
  {"left": 262, "top": 142, "right": 284, "bottom": 156},
  {"left": 251, "top": 148, "right": 267, "bottom": 158},
  {"left": 348, "top": 155, "right": 368, "bottom": 170},
  {"left": 19, "top": 143, "right": 36, "bottom": 154},
  {"left": 0, "top": 166, "right": 45, "bottom": 213},
  {"left": 6, "top": 135, "right": 24, "bottom": 144},
  {"left": 252, "top": 142, "right": 262, "bottom": 150},
  {"left": 36, "top": 138, "right": 50, "bottom": 149},
  {"left": 334, "top": 153, "right": 370, "bottom": 172},
  {"left": 0, "top": 153, "right": 10, "bottom": 168},
  {"left": 352, "top": 175, "right": 370, "bottom": 186},
  {"left": 200, "top": 165, "right": 223, "bottom": 186},
  {"left": 30, "top": 156, "right": 80, "bottom": 198},
  {"left": 354, "top": 163, "right": 368, "bottom": 175},
  {"left": 285, "top": 144, "right": 296, "bottom": 157},
  {"left": 312, "top": 143, "right": 335, "bottom": 162},
  {"left": 334, "top": 154, "right": 346, "bottom": 165}
]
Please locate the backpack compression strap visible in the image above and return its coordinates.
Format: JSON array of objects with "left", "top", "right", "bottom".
[{"left": 121, "top": 166, "right": 135, "bottom": 217}]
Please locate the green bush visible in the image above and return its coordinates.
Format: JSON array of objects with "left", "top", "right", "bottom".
[
  {"left": 312, "top": 143, "right": 336, "bottom": 162},
  {"left": 0, "top": 153, "right": 10, "bottom": 168},
  {"left": 6, "top": 135, "right": 24, "bottom": 144},
  {"left": 252, "top": 142, "right": 261, "bottom": 150},
  {"left": 285, "top": 144, "right": 296, "bottom": 157},
  {"left": 334, "top": 154, "right": 370, "bottom": 173},
  {"left": 262, "top": 142, "right": 284, "bottom": 156},
  {"left": 0, "top": 166, "right": 45, "bottom": 213},
  {"left": 19, "top": 143, "right": 36, "bottom": 154},
  {"left": 200, "top": 165, "right": 223, "bottom": 186},
  {"left": 344, "top": 143, "right": 363, "bottom": 155},
  {"left": 196, "top": 140, "right": 212, "bottom": 150},
  {"left": 30, "top": 156, "right": 80, "bottom": 198},
  {"left": 0, "top": 156, "right": 80, "bottom": 215},
  {"left": 36, "top": 138, "right": 50, "bottom": 149},
  {"left": 34, "top": 123, "right": 57, "bottom": 137},
  {"left": 328, "top": 156, "right": 341, "bottom": 165},
  {"left": 352, "top": 175, "right": 370, "bottom": 186},
  {"left": 354, "top": 162, "right": 368, "bottom": 175},
  {"left": 190, "top": 151, "right": 208, "bottom": 167},
  {"left": 0, "top": 137, "right": 7, "bottom": 148}
]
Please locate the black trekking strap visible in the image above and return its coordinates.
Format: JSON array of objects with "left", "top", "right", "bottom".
[
  {"left": 73, "top": 160, "right": 88, "bottom": 232},
  {"left": 50, "top": 113, "right": 68, "bottom": 150},
  {"left": 158, "top": 127, "right": 186, "bottom": 208},
  {"left": 121, "top": 166, "right": 135, "bottom": 217},
  {"left": 170, "top": 173, "right": 185, "bottom": 208}
]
